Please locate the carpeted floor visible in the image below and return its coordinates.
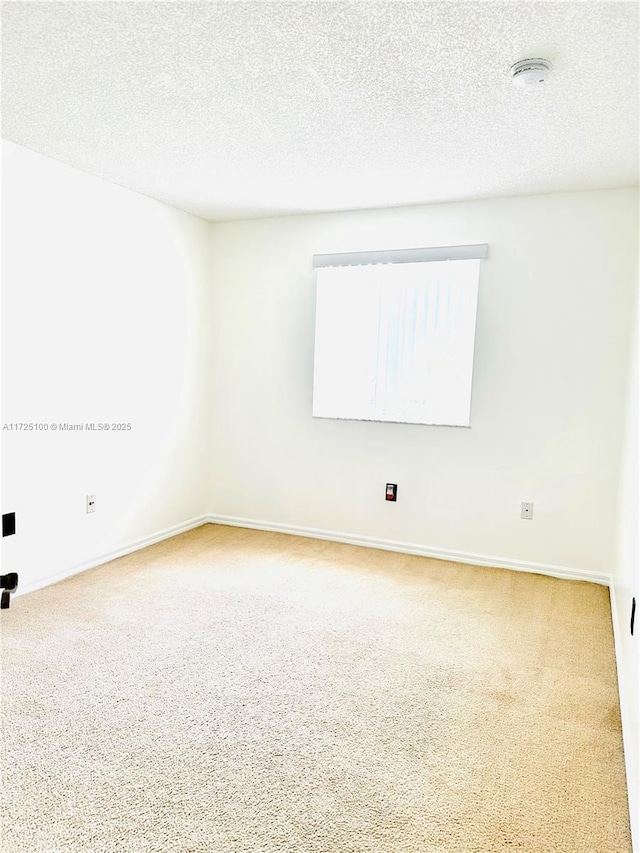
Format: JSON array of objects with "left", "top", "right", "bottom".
[{"left": 0, "top": 524, "right": 631, "bottom": 852}]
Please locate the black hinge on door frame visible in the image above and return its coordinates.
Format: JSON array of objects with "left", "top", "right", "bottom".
[{"left": 1, "top": 574, "right": 19, "bottom": 609}]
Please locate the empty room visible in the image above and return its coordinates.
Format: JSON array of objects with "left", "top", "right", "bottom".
[{"left": 1, "top": 1, "right": 638, "bottom": 851}]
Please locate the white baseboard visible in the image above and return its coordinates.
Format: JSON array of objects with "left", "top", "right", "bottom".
[
  {"left": 14, "top": 514, "right": 210, "bottom": 598},
  {"left": 15, "top": 511, "right": 610, "bottom": 598},
  {"left": 609, "top": 583, "right": 639, "bottom": 852},
  {"left": 206, "top": 513, "right": 611, "bottom": 586}
]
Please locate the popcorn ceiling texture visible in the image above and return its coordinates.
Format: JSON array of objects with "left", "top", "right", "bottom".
[
  {"left": 1, "top": 1, "right": 638, "bottom": 220},
  {"left": 1, "top": 524, "right": 631, "bottom": 852}
]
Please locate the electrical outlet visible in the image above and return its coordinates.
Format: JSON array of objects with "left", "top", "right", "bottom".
[
  {"left": 521, "top": 502, "right": 533, "bottom": 520},
  {"left": 86, "top": 495, "right": 96, "bottom": 514}
]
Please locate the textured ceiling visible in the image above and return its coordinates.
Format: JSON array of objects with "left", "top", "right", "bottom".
[{"left": 2, "top": 1, "right": 638, "bottom": 221}]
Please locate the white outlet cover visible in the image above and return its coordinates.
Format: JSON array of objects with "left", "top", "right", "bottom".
[{"left": 521, "top": 502, "right": 534, "bottom": 519}]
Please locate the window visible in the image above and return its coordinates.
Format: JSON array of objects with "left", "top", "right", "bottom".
[{"left": 312, "top": 244, "right": 487, "bottom": 427}]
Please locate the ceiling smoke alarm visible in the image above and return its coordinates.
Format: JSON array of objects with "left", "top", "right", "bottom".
[{"left": 510, "top": 58, "right": 552, "bottom": 87}]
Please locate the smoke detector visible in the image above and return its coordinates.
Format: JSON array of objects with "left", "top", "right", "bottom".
[{"left": 510, "top": 58, "right": 552, "bottom": 87}]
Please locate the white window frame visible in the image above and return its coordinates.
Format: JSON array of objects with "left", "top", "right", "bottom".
[{"left": 311, "top": 244, "right": 487, "bottom": 427}]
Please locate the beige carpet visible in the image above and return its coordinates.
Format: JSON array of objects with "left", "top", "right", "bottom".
[{"left": 0, "top": 524, "right": 631, "bottom": 852}]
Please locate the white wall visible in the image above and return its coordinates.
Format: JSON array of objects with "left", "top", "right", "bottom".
[
  {"left": 614, "top": 279, "right": 639, "bottom": 848},
  {"left": 208, "top": 188, "right": 638, "bottom": 579},
  {"left": 1, "top": 141, "right": 211, "bottom": 592}
]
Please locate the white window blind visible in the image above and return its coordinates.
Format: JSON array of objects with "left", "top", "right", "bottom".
[{"left": 312, "top": 246, "right": 486, "bottom": 427}]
